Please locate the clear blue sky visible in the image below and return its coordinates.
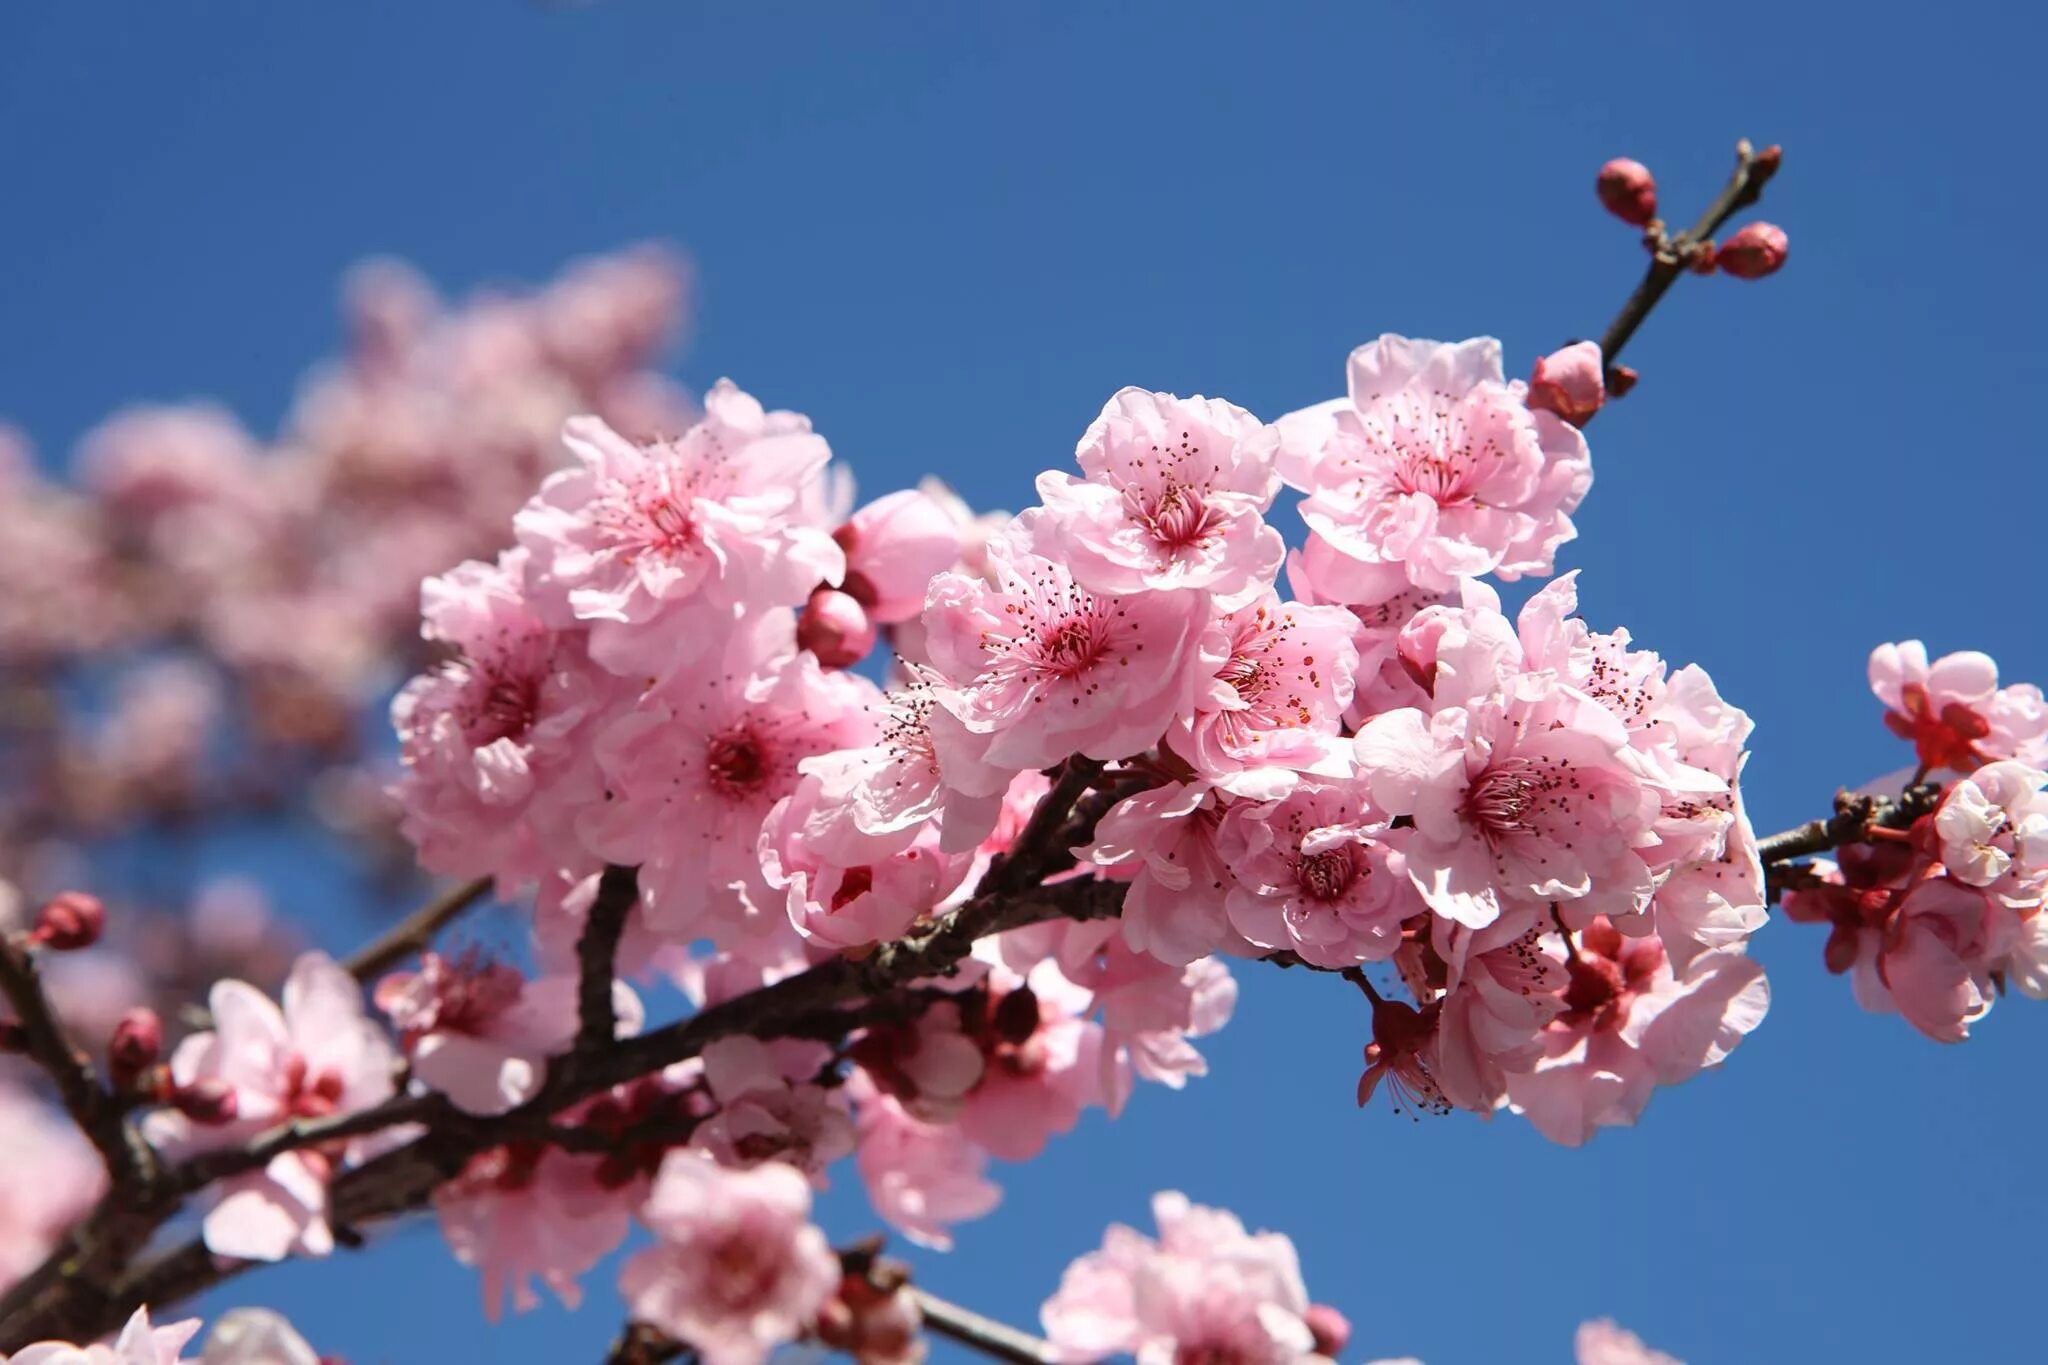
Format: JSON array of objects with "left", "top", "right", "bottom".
[{"left": 4, "top": 3, "right": 2044, "bottom": 1362}]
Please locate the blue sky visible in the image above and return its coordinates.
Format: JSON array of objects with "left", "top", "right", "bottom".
[{"left": 4, "top": 3, "right": 2045, "bottom": 1362}]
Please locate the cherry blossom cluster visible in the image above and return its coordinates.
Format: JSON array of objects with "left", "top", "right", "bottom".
[
  {"left": 0, "top": 1305, "right": 321, "bottom": 1365},
  {"left": 1778, "top": 643, "right": 2048, "bottom": 1041}
]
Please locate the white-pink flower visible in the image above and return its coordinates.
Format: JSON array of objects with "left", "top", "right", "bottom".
[
  {"left": 921, "top": 539, "right": 1205, "bottom": 770},
  {"left": 1934, "top": 760, "right": 2048, "bottom": 901},
  {"left": 1277, "top": 334, "right": 1591, "bottom": 596},
  {"left": 1020, "top": 389, "right": 1283, "bottom": 609},
  {"left": 1177, "top": 591, "right": 1359, "bottom": 795},
  {"left": 620, "top": 1153, "right": 840, "bottom": 1365},
  {"left": 513, "top": 383, "right": 844, "bottom": 678},
  {"left": 2, "top": 1306, "right": 202, "bottom": 1365},
  {"left": 197, "top": 1309, "right": 320, "bottom": 1365},
  {"left": 1218, "top": 782, "right": 1411, "bottom": 966},
  {"left": 1085, "top": 781, "right": 1245, "bottom": 967},
  {"left": 1575, "top": 1318, "right": 1683, "bottom": 1365}
]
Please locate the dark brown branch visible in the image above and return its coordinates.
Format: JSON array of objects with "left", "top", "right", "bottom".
[
  {"left": 909, "top": 1287, "right": 1059, "bottom": 1365},
  {"left": 1754, "top": 783, "right": 1942, "bottom": 867},
  {"left": 342, "top": 875, "right": 495, "bottom": 984},
  {"left": 604, "top": 1322, "right": 693, "bottom": 1365},
  {"left": 575, "top": 864, "right": 640, "bottom": 1054},
  {"left": 0, "top": 935, "right": 154, "bottom": 1191},
  {"left": 1595, "top": 138, "right": 1782, "bottom": 388}
]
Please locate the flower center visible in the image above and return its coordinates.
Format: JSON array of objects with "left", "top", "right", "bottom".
[
  {"left": 1465, "top": 762, "right": 1538, "bottom": 838},
  {"left": 1219, "top": 654, "right": 1267, "bottom": 702},
  {"left": 1298, "top": 848, "right": 1358, "bottom": 902},
  {"left": 641, "top": 494, "right": 695, "bottom": 551},
  {"left": 464, "top": 670, "right": 540, "bottom": 747},
  {"left": 706, "top": 728, "right": 768, "bottom": 796},
  {"left": 1128, "top": 481, "right": 1221, "bottom": 551},
  {"left": 1034, "top": 616, "right": 1105, "bottom": 679}
]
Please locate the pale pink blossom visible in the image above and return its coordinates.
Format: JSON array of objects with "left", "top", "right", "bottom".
[
  {"left": 1869, "top": 641, "right": 2048, "bottom": 773},
  {"left": 695, "top": 1035, "right": 855, "bottom": 1178},
  {"left": 620, "top": 1153, "right": 839, "bottom": 1365},
  {"left": 1575, "top": 1318, "right": 1682, "bottom": 1365},
  {"left": 1085, "top": 782, "right": 1245, "bottom": 967},
  {"left": 1021, "top": 389, "right": 1283, "bottom": 608},
  {"left": 376, "top": 952, "right": 642, "bottom": 1114},
  {"left": 921, "top": 540, "right": 1205, "bottom": 770},
  {"left": 197, "top": 1309, "right": 320, "bottom": 1365},
  {"left": 0, "top": 1087, "right": 106, "bottom": 1292},
  {"left": 1277, "top": 334, "right": 1591, "bottom": 595},
  {"left": 1178, "top": 592, "right": 1359, "bottom": 794},
  {"left": 1526, "top": 342, "right": 1606, "bottom": 428},
  {"left": 846, "top": 1072, "right": 1001, "bottom": 1250},
  {"left": 2, "top": 1306, "right": 202, "bottom": 1365},
  {"left": 837, "top": 488, "right": 963, "bottom": 624},
  {"left": 1218, "top": 783, "right": 1410, "bottom": 966},
  {"left": 1505, "top": 919, "right": 1768, "bottom": 1145},
  {"left": 434, "top": 1144, "right": 640, "bottom": 1319},
  {"left": 513, "top": 383, "right": 843, "bottom": 678},
  {"left": 1934, "top": 760, "right": 2048, "bottom": 900}
]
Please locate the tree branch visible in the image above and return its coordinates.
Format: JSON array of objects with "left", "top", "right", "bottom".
[
  {"left": 909, "top": 1287, "right": 1059, "bottom": 1365},
  {"left": 604, "top": 1322, "right": 693, "bottom": 1365},
  {"left": 575, "top": 865, "right": 640, "bottom": 1055},
  {"left": 342, "top": 875, "right": 495, "bottom": 984},
  {"left": 0, "top": 934, "right": 154, "bottom": 1192},
  {"left": 1754, "top": 783, "right": 1941, "bottom": 867},
  {"left": 1596, "top": 138, "right": 1782, "bottom": 387}
]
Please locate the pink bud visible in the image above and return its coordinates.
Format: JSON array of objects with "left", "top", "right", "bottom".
[
  {"left": 31, "top": 891, "right": 105, "bottom": 951},
  {"left": 1716, "top": 221, "right": 1789, "bottom": 279},
  {"left": 1607, "top": 364, "right": 1639, "bottom": 398},
  {"left": 1526, "top": 341, "right": 1606, "bottom": 428},
  {"left": 108, "top": 1008, "right": 163, "bottom": 1088},
  {"left": 173, "top": 1077, "right": 240, "bottom": 1124},
  {"left": 1596, "top": 158, "right": 1658, "bottom": 226},
  {"left": 1305, "top": 1304, "right": 1351, "bottom": 1357},
  {"left": 797, "top": 588, "right": 876, "bottom": 669}
]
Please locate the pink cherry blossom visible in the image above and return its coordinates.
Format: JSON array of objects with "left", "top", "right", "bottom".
[
  {"left": 146, "top": 952, "right": 398, "bottom": 1260},
  {"left": 1178, "top": 592, "right": 1359, "bottom": 794},
  {"left": 2, "top": 1307, "right": 202, "bottom": 1365},
  {"left": 1041, "top": 1192, "right": 1319, "bottom": 1365},
  {"left": 513, "top": 382, "right": 844, "bottom": 678},
  {"left": 1277, "top": 334, "right": 1591, "bottom": 596},
  {"left": 0, "top": 1087, "right": 106, "bottom": 1293},
  {"left": 376, "top": 952, "right": 642, "bottom": 1114},
  {"left": 577, "top": 636, "right": 882, "bottom": 951},
  {"left": 845, "top": 1071, "right": 1002, "bottom": 1250},
  {"left": 1869, "top": 641, "right": 2048, "bottom": 774},
  {"left": 1085, "top": 781, "right": 1245, "bottom": 967},
  {"left": 1218, "top": 783, "right": 1410, "bottom": 966},
  {"left": 1526, "top": 341, "right": 1605, "bottom": 429},
  {"left": 434, "top": 1143, "right": 640, "bottom": 1320},
  {"left": 836, "top": 488, "right": 964, "bottom": 624},
  {"left": 1020, "top": 388, "right": 1284, "bottom": 608},
  {"left": 619, "top": 1153, "right": 839, "bottom": 1365},
  {"left": 694, "top": 1035, "right": 855, "bottom": 1178},
  {"left": 391, "top": 551, "right": 615, "bottom": 887},
  {"left": 1575, "top": 1318, "right": 1683, "bottom": 1365},
  {"left": 921, "top": 539, "right": 1205, "bottom": 770},
  {"left": 197, "top": 1309, "right": 320, "bottom": 1365},
  {"left": 1934, "top": 760, "right": 2048, "bottom": 900},
  {"left": 1505, "top": 919, "right": 1768, "bottom": 1145}
]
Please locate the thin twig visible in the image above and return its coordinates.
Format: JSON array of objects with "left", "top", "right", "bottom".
[
  {"left": 0, "top": 935, "right": 154, "bottom": 1190},
  {"left": 342, "top": 875, "right": 495, "bottom": 984},
  {"left": 575, "top": 865, "right": 640, "bottom": 1055},
  {"left": 1753, "top": 784, "right": 1942, "bottom": 866},
  {"left": 1596, "top": 138, "right": 1782, "bottom": 387},
  {"left": 909, "top": 1287, "right": 1059, "bottom": 1365},
  {"left": 604, "top": 1322, "right": 693, "bottom": 1365}
]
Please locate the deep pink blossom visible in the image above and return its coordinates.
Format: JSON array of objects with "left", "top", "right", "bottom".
[
  {"left": 1277, "top": 334, "right": 1591, "bottom": 596},
  {"left": 695, "top": 1035, "right": 855, "bottom": 1178},
  {"left": 1020, "top": 389, "right": 1283, "bottom": 609},
  {"left": 620, "top": 1153, "right": 839, "bottom": 1365},
  {"left": 1218, "top": 783, "right": 1410, "bottom": 966},
  {"left": 921, "top": 539, "right": 1205, "bottom": 770},
  {"left": 1870, "top": 641, "right": 2048, "bottom": 774}
]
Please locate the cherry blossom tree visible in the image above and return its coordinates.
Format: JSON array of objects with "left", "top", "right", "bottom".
[{"left": 0, "top": 136, "right": 2001, "bottom": 1365}]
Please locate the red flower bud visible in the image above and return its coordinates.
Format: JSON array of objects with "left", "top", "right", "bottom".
[
  {"left": 1716, "top": 222, "right": 1788, "bottom": 279},
  {"left": 108, "top": 1008, "right": 164, "bottom": 1088},
  {"left": 1606, "top": 364, "right": 1639, "bottom": 398},
  {"left": 172, "top": 1076, "right": 240, "bottom": 1124},
  {"left": 31, "top": 891, "right": 105, "bottom": 951},
  {"left": 1306, "top": 1304, "right": 1352, "bottom": 1357},
  {"left": 1596, "top": 158, "right": 1658, "bottom": 226},
  {"left": 797, "top": 588, "right": 876, "bottom": 669},
  {"left": 1527, "top": 341, "right": 1606, "bottom": 428}
]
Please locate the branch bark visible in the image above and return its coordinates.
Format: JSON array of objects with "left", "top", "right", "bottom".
[
  {"left": 909, "top": 1287, "right": 1060, "bottom": 1365},
  {"left": 342, "top": 875, "right": 495, "bottom": 984}
]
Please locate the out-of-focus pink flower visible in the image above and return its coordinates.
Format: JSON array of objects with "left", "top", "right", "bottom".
[
  {"left": 619, "top": 1153, "right": 839, "bottom": 1365},
  {"left": 0, "top": 1086, "right": 107, "bottom": 1293},
  {"left": 434, "top": 1143, "right": 640, "bottom": 1320},
  {"left": 921, "top": 540, "right": 1205, "bottom": 770},
  {"left": 695, "top": 1035, "right": 855, "bottom": 1179},
  {"left": 1041, "top": 1192, "right": 1319, "bottom": 1365},
  {"left": 1526, "top": 341, "right": 1606, "bottom": 428},
  {"left": 846, "top": 1072, "right": 1001, "bottom": 1250},
  {"left": 797, "top": 587, "right": 877, "bottom": 668},
  {"left": 376, "top": 951, "right": 641, "bottom": 1114},
  {"left": 197, "top": 1308, "right": 320, "bottom": 1365},
  {"left": 1869, "top": 641, "right": 2048, "bottom": 773},
  {"left": 1576, "top": 1318, "right": 1683, "bottom": 1365},
  {"left": 1020, "top": 389, "right": 1283, "bottom": 609},
  {"left": 837, "top": 489, "right": 963, "bottom": 624},
  {"left": 514, "top": 385, "right": 843, "bottom": 679},
  {"left": 3, "top": 1306, "right": 203, "bottom": 1365},
  {"left": 1276, "top": 335, "right": 1591, "bottom": 596}
]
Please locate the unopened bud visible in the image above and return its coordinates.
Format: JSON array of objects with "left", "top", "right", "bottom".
[
  {"left": 31, "top": 891, "right": 104, "bottom": 951},
  {"left": 1306, "top": 1304, "right": 1352, "bottom": 1357},
  {"left": 797, "top": 588, "right": 876, "bottom": 669},
  {"left": 1752, "top": 143, "right": 1784, "bottom": 177},
  {"left": 172, "top": 1076, "right": 240, "bottom": 1124},
  {"left": 1596, "top": 158, "right": 1658, "bottom": 226},
  {"left": 1526, "top": 341, "right": 1605, "bottom": 428},
  {"left": 108, "top": 1008, "right": 164, "bottom": 1088},
  {"left": 1716, "top": 222, "right": 1788, "bottom": 279},
  {"left": 1606, "top": 364, "right": 1639, "bottom": 398}
]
